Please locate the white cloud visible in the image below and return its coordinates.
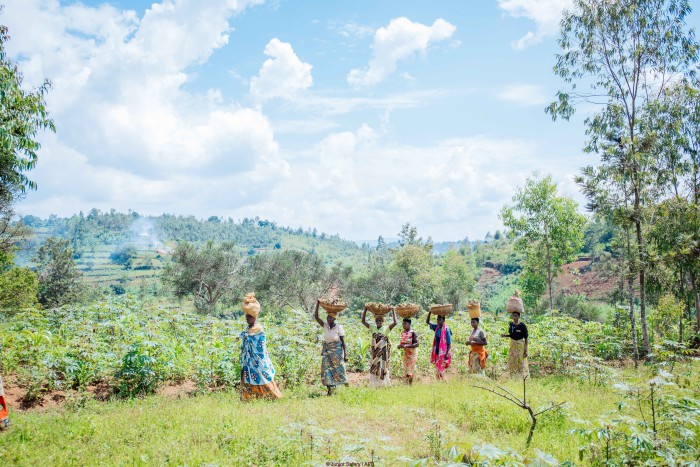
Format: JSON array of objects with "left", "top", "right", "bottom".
[
  {"left": 497, "top": 0, "right": 573, "bottom": 49},
  {"left": 4, "top": 0, "right": 292, "bottom": 215},
  {"left": 333, "top": 21, "right": 375, "bottom": 39},
  {"left": 347, "top": 17, "right": 456, "bottom": 88},
  {"left": 498, "top": 84, "right": 548, "bottom": 106},
  {"left": 238, "top": 125, "right": 554, "bottom": 241},
  {"left": 250, "top": 38, "right": 313, "bottom": 102}
]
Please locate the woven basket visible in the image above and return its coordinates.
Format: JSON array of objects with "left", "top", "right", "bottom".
[
  {"left": 506, "top": 296, "right": 524, "bottom": 314},
  {"left": 394, "top": 304, "right": 419, "bottom": 318},
  {"left": 429, "top": 304, "right": 453, "bottom": 316},
  {"left": 366, "top": 302, "right": 393, "bottom": 316},
  {"left": 319, "top": 300, "right": 347, "bottom": 315}
]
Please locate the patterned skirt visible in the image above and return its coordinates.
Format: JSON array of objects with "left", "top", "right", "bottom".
[
  {"left": 507, "top": 339, "right": 529, "bottom": 379},
  {"left": 469, "top": 344, "right": 488, "bottom": 374},
  {"left": 240, "top": 372, "right": 283, "bottom": 401},
  {"left": 321, "top": 341, "right": 347, "bottom": 387},
  {"left": 369, "top": 333, "right": 391, "bottom": 387},
  {"left": 402, "top": 348, "right": 417, "bottom": 377}
]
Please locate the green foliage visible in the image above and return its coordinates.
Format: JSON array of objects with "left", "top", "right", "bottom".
[
  {"left": 115, "top": 342, "right": 170, "bottom": 398},
  {"left": 440, "top": 250, "right": 476, "bottom": 310},
  {"left": 34, "top": 237, "right": 85, "bottom": 308},
  {"left": 0, "top": 23, "right": 54, "bottom": 204},
  {"left": 245, "top": 250, "right": 347, "bottom": 315},
  {"left": 501, "top": 173, "right": 586, "bottom": 310},
  {"left": 0, "top": 265, "right": 38, "bottom": 314},
  {"left": 109, "top": 244, "right": 137, "bottom": 270},
  {"left": 574, "top": 371, "right": 700, "bottom": 465},
  {"left": 162, "top": 241, "right": 242, "bottom": 314}
]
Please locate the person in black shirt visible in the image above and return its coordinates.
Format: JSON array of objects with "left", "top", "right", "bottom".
[{"left": 502, "top": 291, "right": 529, "bottom": 379}]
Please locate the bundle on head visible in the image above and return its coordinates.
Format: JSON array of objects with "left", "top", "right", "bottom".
[
  {"left": 429, "top": 304, "right": 453, "bottom": 317},
  {"left": 467, "top": 299, "right": 481, "bottom": 319},
  {"left": 506, "top": 289, "right": 524, "bottom": 314},
  {"left": 242, "top": 292, "right": 261, "bottom": 318},
  {"left": 366, "top": 302, "right": 392, "bottom": 316},
  {"left": 394, "top": 303, "right": 419, "bottom": 318},
  {"left": 319, "top": 298, "right": 347, "bottom": 317}
]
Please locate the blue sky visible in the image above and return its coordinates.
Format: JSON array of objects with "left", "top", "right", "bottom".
[{"left": 6, "top": 0, "right": 700, "bottom": 241}]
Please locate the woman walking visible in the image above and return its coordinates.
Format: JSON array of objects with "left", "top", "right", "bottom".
[
  {"left": 313, "top": 300, "right": 347, "bottom": 395},
  {"left": 468, "top": 318, "right": 488, "bottom": 375},
  {"left": 362, "top": 307, "right": 398, "bottom": 388},
  {"left": 397, "top": 318, "right": 419, "bottom": 384},
  {"left": 426, "top": 312, "right": 452, "bottom": 380},
  {"left": 501, "top": 291, "right": 529, "bottom": 379},
  {"left": 239, "top": 293, "right": 283, "bottom": 401}
]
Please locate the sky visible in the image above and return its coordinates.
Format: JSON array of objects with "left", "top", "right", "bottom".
[{"left": 5, "top": 0, "right": 700, "bottom": 242}]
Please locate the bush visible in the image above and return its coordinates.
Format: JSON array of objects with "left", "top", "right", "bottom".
[{"left": 115, "top": 343, "right": 167, "bottom": 398}]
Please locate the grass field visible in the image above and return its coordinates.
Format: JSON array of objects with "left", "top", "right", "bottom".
[{"left": 3, "top": 361, "right": 697, "bottom": 466}]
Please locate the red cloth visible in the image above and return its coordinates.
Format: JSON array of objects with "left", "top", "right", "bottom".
[{"left": 430, "top": 324, "right": 452, "bottom": 374}]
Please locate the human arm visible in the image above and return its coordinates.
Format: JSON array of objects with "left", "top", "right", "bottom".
[
  {"left": 313, "top": 300, "right": 324, "bottom": 327},
  {"left": 361, "top": 307, "right": 370, "bottom": 329},
  {"left": 409, "top": 331, "right": 419, "bottom": 348},
  {"left": 426, "top": 311, "right": 433, "bottom": 326},
  {"left": 340, "top": 335, "right": 347, "bottom": 362},
  {"left": 387, "top": 309, "right": 398, "bottom": 332},
  {"left": 523, "top": 324, "right": 528, "bottom": 357}
]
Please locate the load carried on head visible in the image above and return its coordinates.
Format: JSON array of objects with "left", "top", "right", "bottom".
[
  {"left": 394, "top": 303, "right": 419, "bottom": 318},
  {"left": 365, "top": 302, "right": 393, "bottom": 316},
  {"left": 242, "top": 292, "right": 261, "bottom": 318},
  {"left": 506, "top": 290, "right": 524, "bottom": 314},
  {"left": 429, "top": 303, "right": 453, "bottom": 317},
  {"left": 467, "top": 299, "right": 481, "bottom": 319},
  {"left": 318, "top": 298, "right": 348, "bottom": 317}
]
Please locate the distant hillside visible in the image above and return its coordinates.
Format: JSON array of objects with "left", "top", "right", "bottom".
[{"left": 15, "top": 210, "right": 369, "bottom": 291}]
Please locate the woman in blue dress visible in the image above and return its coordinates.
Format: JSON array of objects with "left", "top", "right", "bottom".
[{"left": 240, "top": 293, "right": 283, "bottom": 401}]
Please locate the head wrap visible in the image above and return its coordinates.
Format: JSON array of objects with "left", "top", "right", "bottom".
[{"left": 242, "top": 292, "right": 261, "bottom": 318}]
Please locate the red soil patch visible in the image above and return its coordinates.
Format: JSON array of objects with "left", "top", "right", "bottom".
[
  {"left": 553, "top": 260, "right": 618, "bottom": 300},
  {"left": 477, "top": 267, "right": 501, "bottom": 289},
  {"left": 2, "top": 377, "right": 198, "bottom": 412}
]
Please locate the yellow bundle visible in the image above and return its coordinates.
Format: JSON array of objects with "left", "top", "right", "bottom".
[
  {"left": 242, "top": 292, "right": 261, "bottom": 318},
  {"left": 467, "top": 300, "right": 481, "bottom": 319}
]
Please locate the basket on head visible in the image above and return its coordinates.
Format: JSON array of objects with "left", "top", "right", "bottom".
[
  {"left": 394, "top": 303, "right": 419, "bottom": 318},
  {"left": 319, "top": 299, "right": 347, "bottom": 316},
  {"left": 467, "top": 300, "right": 481, "bottom": 319},
  {"left": 429, "top": 304, "right": 453, "bottom": 317},
  {"left": 366, "top": 302, "right": 393, "bottom": 316},
  {"left": 506, "top": 290, "right": 524, "bottom": 314}
]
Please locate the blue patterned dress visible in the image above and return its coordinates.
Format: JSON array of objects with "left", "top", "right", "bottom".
[{"left": 240, "top": 326, "right": 282, "bottom": 400}]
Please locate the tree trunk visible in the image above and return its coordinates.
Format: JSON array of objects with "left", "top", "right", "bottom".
[
  {"left": 690, "top": 270, "right": 700, "bottom": 333},
  {"left": 626, "top": 227, "right": 640, "bottom": 365},
  {"left": 635, "top": 218, "right": 652, "bottom": 357},
  {"left": 628, "top": 266, "right": 640, "bottom": 365}
]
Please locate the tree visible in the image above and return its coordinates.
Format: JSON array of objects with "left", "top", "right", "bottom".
[
  {"left": 548, "top": 0, "right": 698, "bottom": 356},
  {"left": 501, "top": 174, "right": 586, "bottom": 311},
  {"left": 34, "top": 237, "right": 84, "bottom": 308},
  {"left": 0, "top": 259, "right": 37, "bottom": 314},
  {"left": 440, "top": 250, "right": 476, "bottom": 310},
  {"left": 246, "top": 250, "right": 349, "bottom": 315},
  {"left": 0, "top": 22, "right": 54, "bottom": 206},
  {"left": 0, "top": 21, "right": 54, "bottom": 256},
  {"left": 651, "top": 83, "right": 700, "bottom": 333},
  {"left": 110, "top": 245, "right": 138, "bottom": 270},
  {"left": 163, "top": 241, "right": 242, "bottom": 314}
]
